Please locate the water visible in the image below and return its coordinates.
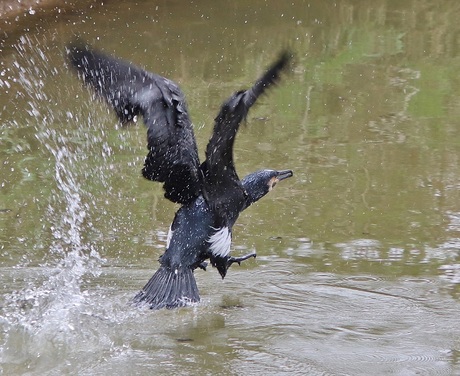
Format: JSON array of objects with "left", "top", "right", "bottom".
[{"left": 1, "top": 0, "right": 460, "bottom": 374}]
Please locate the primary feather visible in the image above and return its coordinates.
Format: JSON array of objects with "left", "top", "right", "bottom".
[{"left": 67, "top": 44, "right": 202, "bottom": 204}]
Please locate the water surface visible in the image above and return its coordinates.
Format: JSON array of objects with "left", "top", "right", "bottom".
[{"left": 1, "top": 1, "right": 460, "bottom": 375}]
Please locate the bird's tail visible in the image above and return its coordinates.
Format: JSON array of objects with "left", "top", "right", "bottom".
[{"left": 133, "top": 266, "right": 200, "bottom": 309}]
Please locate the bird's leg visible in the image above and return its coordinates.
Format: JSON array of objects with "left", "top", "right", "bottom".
[
  {"left": 227, "top": 252, "right": 256, "bottom": 268},
  {"left": 198, "top": 261, "right": 208, "bottom": 271}
]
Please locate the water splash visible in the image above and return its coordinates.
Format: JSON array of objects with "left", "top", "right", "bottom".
[
  {"left": 1, "top": 35, "right": 110, "bottom": 369},
  {"left": 3, "top": 136, "right": 104, "bottom": 330}
]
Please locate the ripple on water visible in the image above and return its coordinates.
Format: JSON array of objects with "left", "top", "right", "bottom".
[
  {"left": 335, "top": 238, "right": 382, "bottom": 261},
  {"left": 343, "top": 275, "right": 384, "bottom": 282},
  {"left": 207, "top": 267, "right": 459, "bottom": 375},
  {"left": 438, "top": 264, "right": 460, "bottom": 284}
]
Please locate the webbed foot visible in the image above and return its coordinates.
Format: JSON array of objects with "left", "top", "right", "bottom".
[{"left": 226, "top": 252, "right": 256, "bottom": 268}]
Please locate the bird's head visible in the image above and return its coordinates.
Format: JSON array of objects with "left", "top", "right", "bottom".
[{"left": 241, "top": 169, "right": 293, "bottom": 209}]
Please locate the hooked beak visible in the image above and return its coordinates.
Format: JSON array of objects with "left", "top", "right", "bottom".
[{"left": 275, "top": 169, "right": 293, "bottom": 181}]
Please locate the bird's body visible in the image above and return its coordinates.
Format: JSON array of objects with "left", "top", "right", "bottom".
[{"left": 68, "top": 43, "right": 293, "bottom": 309}]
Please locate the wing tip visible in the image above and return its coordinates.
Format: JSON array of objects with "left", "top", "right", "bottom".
[
  {"left": 264, "top": 48, "right": 295, "bottom": 83},
  {"left": 277, "top": 49, "right": 295, "bottom": 71},
  {"left": 65, "top": 39, "right": 94, "bottom": 72},
  {"left": 66, "top": 38, "right": 88, "bottom": 56}
]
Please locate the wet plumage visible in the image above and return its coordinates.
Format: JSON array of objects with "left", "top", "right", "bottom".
[{"left": 67, "top": 43, "right": 293, "bottom": 309}]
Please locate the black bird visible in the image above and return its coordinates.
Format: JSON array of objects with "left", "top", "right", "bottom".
[{"left": 67, "top": 43, "right": 293, "bottom": 309}]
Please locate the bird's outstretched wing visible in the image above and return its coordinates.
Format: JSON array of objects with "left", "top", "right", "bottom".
[
  {"left": 202, "top": 51, "right": 292, "bottom": 222},
  {"left": 67, "top": 44, "right": 202, "bottom": 204}
]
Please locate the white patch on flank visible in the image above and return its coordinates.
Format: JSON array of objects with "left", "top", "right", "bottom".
[
  {"left": 166, "top": 225, "right": 173, "bottom": 249},
  {"left": 207, "top": 226, "right": 232, "bottom": 257}
]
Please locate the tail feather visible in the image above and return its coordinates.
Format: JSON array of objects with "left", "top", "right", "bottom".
[{"left": 133, "top": 266, "right": 200, "bottom": 309}]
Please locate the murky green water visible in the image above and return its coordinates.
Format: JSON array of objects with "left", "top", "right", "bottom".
[{"left": 1, "top": 0, "right": 460, "bottom": 374}]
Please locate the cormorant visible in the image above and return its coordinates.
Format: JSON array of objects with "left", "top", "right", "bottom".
[{"left": 67, "top": 43, "right": 293, "bottom": 309}]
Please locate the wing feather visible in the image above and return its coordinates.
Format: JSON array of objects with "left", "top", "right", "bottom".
[
  {"left": 202, "top": 51, "right": 292, "bottom": 221},
  {"left": 67, "top": 43, "right": 202, "bottom": 204}
]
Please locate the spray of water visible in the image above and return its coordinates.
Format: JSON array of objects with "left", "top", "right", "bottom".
[{"left": 1, "top": 35, "right": 116, "bottom": 368}]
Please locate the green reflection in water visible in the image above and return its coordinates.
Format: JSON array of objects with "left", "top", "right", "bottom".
[{"left": 1, "top": 0, "right": 460, "bottom": 374}]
